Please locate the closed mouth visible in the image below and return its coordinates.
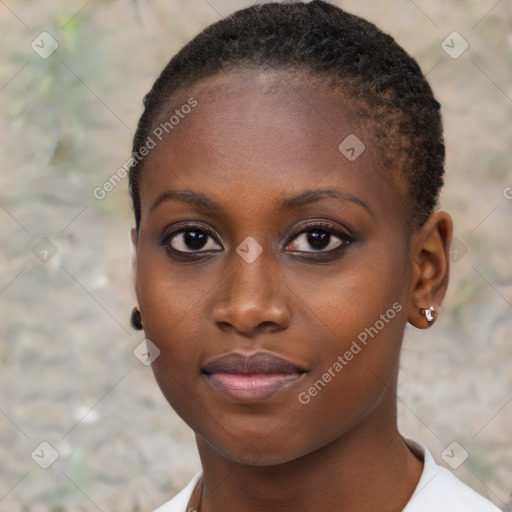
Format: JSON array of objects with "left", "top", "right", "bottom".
[
  {"left": 201, "top": 351, "right": 307, "bottom": 401},
  {"left": 202, "top": 351, "right": 306, "bottom": 375}
]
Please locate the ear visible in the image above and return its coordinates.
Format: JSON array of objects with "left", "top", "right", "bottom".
[
  {"left": 407, "top": 210, "right": 453, "bottom": 329},
  {"left": 130, "top": 227, "right": 139, "bottom": 290}
]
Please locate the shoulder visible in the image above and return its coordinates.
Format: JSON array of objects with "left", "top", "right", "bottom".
[
  {"left": 152, "top": 470, "right": 203, "bottom": 512},
  {"left": 402, "top": 439, "right": 502, "bottom": 512}
]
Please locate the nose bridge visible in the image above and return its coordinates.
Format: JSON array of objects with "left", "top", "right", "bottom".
[
  {"left": 211, "top": 241, "right": 290, "bottom": 333},
  {"left": 238, "top": 242, "right": 279, "bottom": 295}
]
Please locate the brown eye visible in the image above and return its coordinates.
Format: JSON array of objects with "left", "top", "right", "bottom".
[
  {"left": 286, "top": 223, "right": 353, "bottom": 253},
  {"left": 162, "top": 224, "right": 222, "bottom": 253}
]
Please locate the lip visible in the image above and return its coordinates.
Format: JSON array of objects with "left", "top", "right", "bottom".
[{"left": 202, "top": 352, "right": 307, "bottom": 402}]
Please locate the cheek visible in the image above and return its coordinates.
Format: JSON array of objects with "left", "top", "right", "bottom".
[
  {"left": 279, "top": 268, "right": 406, "bottom": 452},
  {"left": 137, "top": 259, "right": 213, "bottom": 429},
  {"left": 134, "top": 244, "right": 212, "bottom": 390},
  {"left": 135, "top": 236, "right": 217, "bottom": 340},
  {"left": 296, "top": 239, "right": 408, "bottom": 353}
]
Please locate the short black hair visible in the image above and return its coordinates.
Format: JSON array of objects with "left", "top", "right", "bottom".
[{"left": 129, "top": 0, "right": 444, "bottom": 231}]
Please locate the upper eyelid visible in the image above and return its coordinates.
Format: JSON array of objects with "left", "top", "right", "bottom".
[
  {"left": 162, "top": 222, "right": 222, "bottom": 245},
  {"left": 286, "top": 222, "right": 351, "bottom": 240}
]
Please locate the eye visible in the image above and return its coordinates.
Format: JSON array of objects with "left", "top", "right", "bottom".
[
  {"left": 285, "top": 223, "right": 353, "bottom": 253},
  {"left": 162, "top": 223, "right": 222, "bottom": 253},
  {"left": 161, "top": 221, "right": 353, "bottom": 256}
]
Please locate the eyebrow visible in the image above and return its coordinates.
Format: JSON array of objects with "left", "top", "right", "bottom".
[{"left": 149, "top": 188, "right": 372, "bottom": 216}]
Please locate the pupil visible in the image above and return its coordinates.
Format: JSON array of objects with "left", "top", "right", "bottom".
[
  {"left": 308, "top": 231, "right": 330, "bottom": 250},
  {"left": 185, "top": 230, "right": 207, "bottom": 250}
]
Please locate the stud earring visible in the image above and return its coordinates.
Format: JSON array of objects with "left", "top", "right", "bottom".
[
  {"left": 131, "top": 307, "right": 143, "bottom": 330},
  {"left": 420, "top": 306, "right": 436, "bottom": 323}
]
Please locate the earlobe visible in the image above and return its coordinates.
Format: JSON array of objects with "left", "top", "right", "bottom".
[
  {"left": 129, "top": 227, "right": 143, "bottom": 330},
  {"left": 130, "top": 227, "right": 139, "bottom": 249},
  {"left": 407, "top": 211, "right": 453, "bottom": 329}
]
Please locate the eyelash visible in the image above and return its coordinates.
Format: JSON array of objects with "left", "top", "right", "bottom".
[{"left": 160, "top": 221, "right": 354, "bottom": 258}]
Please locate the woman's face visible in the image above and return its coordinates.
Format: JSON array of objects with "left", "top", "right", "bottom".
[{"left": 132, "top": 68, "right": 414, "bottom": 465}]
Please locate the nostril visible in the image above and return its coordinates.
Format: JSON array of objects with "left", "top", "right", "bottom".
[{"left": 216, "top": 321, "right": 232, "bottom": 331}]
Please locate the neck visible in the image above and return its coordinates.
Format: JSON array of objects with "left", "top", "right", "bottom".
[{"left": 193, "top": 392, "right": 423, "bottom": 512}]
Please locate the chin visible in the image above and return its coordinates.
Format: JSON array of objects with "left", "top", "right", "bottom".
[
  {"left": 210, "top": 442, "right": 296, "bottom": 467},
  {"left": 196, "top": 427, "right": 317, "bottom": 467}
]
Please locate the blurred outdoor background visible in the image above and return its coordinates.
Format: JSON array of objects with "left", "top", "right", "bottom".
[{"left": 1, "top": 0, "right": 511, "bottom": 510}]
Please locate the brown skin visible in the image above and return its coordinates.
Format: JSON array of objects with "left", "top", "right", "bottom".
[{"left": 131, "top": 69, "right": 453, "bottom": 512}]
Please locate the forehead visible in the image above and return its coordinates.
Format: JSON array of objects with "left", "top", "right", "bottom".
[{"left": 139, "top": 68, "right": 405, "bottom": 227}]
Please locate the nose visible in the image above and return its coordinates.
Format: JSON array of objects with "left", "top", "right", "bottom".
[{"left": 211, "top": 247, "right": 291, "bottom": 337}]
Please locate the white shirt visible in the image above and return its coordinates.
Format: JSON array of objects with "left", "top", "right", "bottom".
[{"left": 152, "top": 439, "right": 502, "bottom": 512}]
